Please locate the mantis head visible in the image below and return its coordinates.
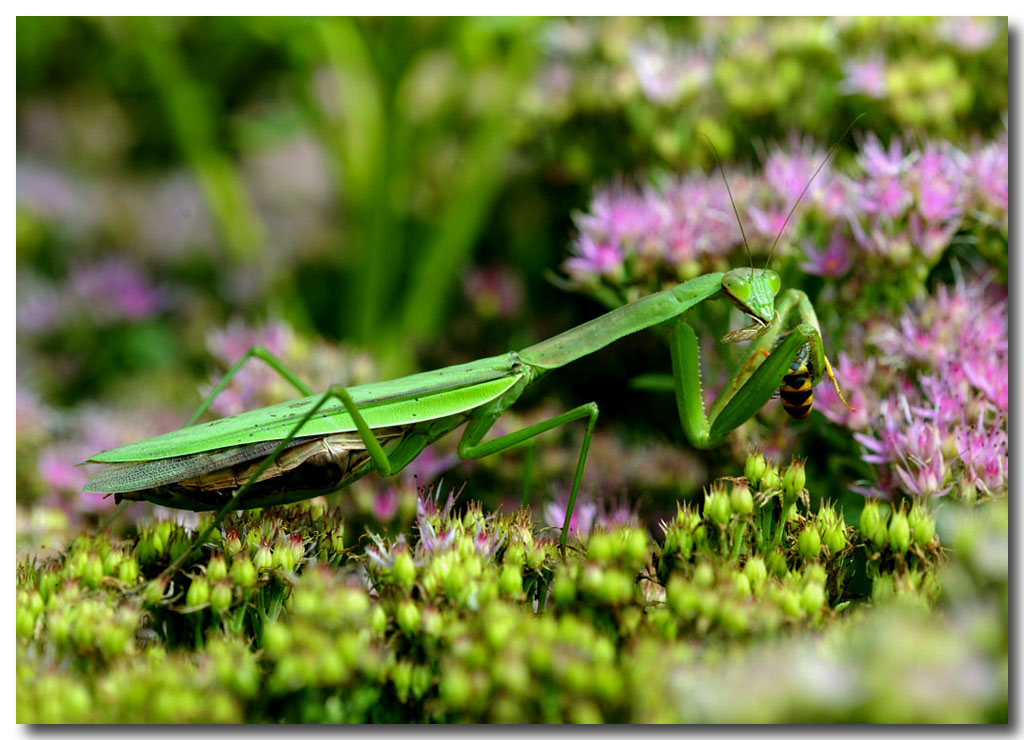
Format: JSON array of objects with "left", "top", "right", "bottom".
[{"left": 720, "top": 268, "right": 781, "bottom": 343}]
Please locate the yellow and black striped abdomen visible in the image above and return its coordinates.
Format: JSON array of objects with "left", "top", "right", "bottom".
[{"left": 780, "top": 360, "right": 813, "bottom": 419}]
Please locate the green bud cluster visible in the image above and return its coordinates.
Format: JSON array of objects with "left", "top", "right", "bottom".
[{"left": 15, "top": 462, "right": 971, "bottom": 723}]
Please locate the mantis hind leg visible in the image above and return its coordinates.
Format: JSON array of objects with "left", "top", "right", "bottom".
[
  {"left": 187, "top": 345, "right": 316, "bottom": 426},
  {"left": 156, "top": 381, "right": 397, "bottom": 581},
  {"left": 458, "top": 403, "right": 599, "bottom": 552}
]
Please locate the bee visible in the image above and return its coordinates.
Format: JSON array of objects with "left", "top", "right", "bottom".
[{"left": 779, "top": 343, "right": 814, "bottom": 419}]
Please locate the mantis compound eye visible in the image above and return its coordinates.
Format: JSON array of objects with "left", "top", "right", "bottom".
[
  {"left": 722, "top": 274, "right": 751, "bottom": 301},
  {"left": 765, "top": 270, "right": 781, "bottom": 296}
]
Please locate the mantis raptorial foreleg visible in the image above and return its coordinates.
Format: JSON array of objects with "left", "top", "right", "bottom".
[{"left": 669, "top": 287, "right": 851, "bottom": 450}]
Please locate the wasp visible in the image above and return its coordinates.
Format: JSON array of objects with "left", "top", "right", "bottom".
[{"left": 779, "top": 343, "right": 815, "bottom": 419}]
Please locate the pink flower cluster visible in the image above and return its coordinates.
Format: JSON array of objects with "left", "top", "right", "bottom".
[
  {"left": 18, "top": 257, "right": 165, "bottom": 334},
  {"left": 564, "top": 132, "right": 1008, "bottom": 289},
  {"left": 819, "top": 276, "right": 1007, "bottom": 500}
]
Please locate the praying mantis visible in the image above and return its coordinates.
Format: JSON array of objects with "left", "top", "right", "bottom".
[
  {"left": 83, "top": 266, "right": 852, "bottom": 554},
  {"left": 83, "top": 128, "right": 858, "bottom": 564}
]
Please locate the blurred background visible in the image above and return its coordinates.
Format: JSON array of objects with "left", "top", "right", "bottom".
[{"left": 16, "top": 17, "right": 1009, "bottom": 551}]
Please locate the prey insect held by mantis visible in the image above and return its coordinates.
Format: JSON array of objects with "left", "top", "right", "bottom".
[{"left": 83, "top": 123, "right": 860, "bottom": 567}]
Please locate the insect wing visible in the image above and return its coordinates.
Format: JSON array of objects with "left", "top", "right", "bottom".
[{"left": 87, "top": 369, "right": 522, "bottom": 463}]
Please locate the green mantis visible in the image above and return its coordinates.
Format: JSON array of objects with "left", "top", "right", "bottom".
[
  {"left": 84, "top": 123, "right": 863, "bottom": 567},
  {"left": 83, "top": 265, "right": 851, "bottom": 557}
]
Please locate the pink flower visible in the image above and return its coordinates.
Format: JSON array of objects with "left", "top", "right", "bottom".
[
  {"left": 970, "top": 135, "right": 1008, "bottom": 214},
  {"left": 372, "top": 488, "right": 399, "bottom": 522},
  {"left": 913, "top": 144, "right": 966, "bottom": 223},
  {"left": 544, "top": 493, "right": 597, "bottom": 540},
  {"left": 565, "top": 233, "right": 624, "bottom": 279},
  {"left": 800, "top": 229, "right": 852, "bottom": 278},
  {"left": 840, "top": 58, "right": 888, "bottom": 98}
]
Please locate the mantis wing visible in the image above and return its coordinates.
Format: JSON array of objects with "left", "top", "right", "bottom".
[{"left": 87, "top": 354, "right": 522, "bottom": 463}]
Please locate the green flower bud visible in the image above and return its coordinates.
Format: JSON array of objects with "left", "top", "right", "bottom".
[
  {"left": 625, "top": 528, "right": 649, "bottom": 564},
  {"left": 797, "top": 526, "right": 821, "bottom": 561},
  {"left": 666, "top": 575, "right": 700, "bottom": 618},
  {"left": 782, "top": 459, "right": 806, "bottom": 497},
  {"left": 717, "top": 601, "right": 749, "bottom": 634},
  {"left": 186, "top": 576, "right": 210, "bottom": 608},
  {"left": 102, "top": 548, "right": 123, "bottom": 576},
  {"left": 745, "top": 451, "right": 768, "bottom": 484},
  {"left": 370, "top": 604, "right": 388, "bottom": 635},
  {"left": 391, "top": 661, "right": 413, "bottom": 702},
  {"left": 421, "top": 607, "right": 443, "bottom": 637},
  {"left": 760, "top": 465, "right": 781, "bottom": 491},
  {"left": 207, "top": 555, "right": 228, "bottom": 581},
  {"left": 151, "top": 522, "right": 171, "bottom": 556},
  {"left": 144, "top": 578, "right": 169, "bottom": 606},
  {"left": 498, "top": 564, "right": 522, "bottom": 598},
  {"left": 253, "top": 544, "right": 274, "bottom": 571},
  {"left": 804, "top": 563, "right": 827, "bottom": 586},
  {"left": 307, "top": 497, "right": 327, "bottom": 521},
  {"left": 731, "top": 572, "right": 751, "bottom": 598},
  {"left": 81, "top": 553, "right": 105, "bottom": 588},
  {"left": 396, "top": 601, "right": 420, "bottom": 635},
  {"left": 38, "top": 571, "right": 59, "bottom": 604},
  {"left": 743, "top": 556, "right": 768, "bottom": 595},
  {"left": 859, "top": 500, "right": 890, "bottom": 548},
  {"left": 909, "top": 503, "right": 936, "bottom": 546},
  {"left": 676, "top": 504, "right": 702, "bottom": 531},
  {"left": 210, "top": 581, "right": 233, "bottom": 612},
  {"left": 230, "top": 556, "right": 257, "bottom": 587},
  {"left": 816, "top": 503, "right": 838, "bottom": 535},
  {"left": 223, "top": 530, "right": 243, "bottom": 557},
  {"left": 16, "top": 604, "right": 36, "bottom": 639},
  {"left": 168, "top": 535, "right": 191, "bottom": 563},
  {"left": 766, "top": 548, "right": 788, "bottom": 578},
  {"left": 587, "top": 531, "right": 613, "bottom": 562},
  {"left": 525, "top": 543, "right": 546, "bottom": 571},
  {"left": 269, "top": 540, "right": 296, "bottom": 572},
  {"left": 135, "top": 538, "right": 157, "bottom": 567},
  {"left": 693, "top": 562, "right": 715, "bottom": 589},
  {"left": 262, "top": 620, "right": 291, "bottom": 655},
  {"left": 799, "top": 581, "right": 826, "bottom": 613},
  {"left": 329, "top": 527, "right": 346, "bottom": 556},
  {"left": 822, "top": 524, "right": 847, "bottom": 555},
  {"left": 889, "top": 510, "right": 911, "bottom": 553},
  {"left": 775, "top": 586, "right": 803, "bottom": 617},
  {"left": 117, "top": 557, "right": 140, "bottom": 585},
  {"left": 957, "top": 477, "right": 978, "bottom": 505},
  {"left": 392, "top": 551, "right": 417, "bottom": 589},
  {"left": 598, "top": 569, "right": 633, "bottom": 604},
  {"left": 551, "top": 568, "right": 577, "bottom": 607},
  {"left": 439, "top": 666, "right": 472, "bottom": 710},
  {"left": 704, "top": 488, "right": 732, "bottom": 526},
  {"left": 871, "top": 573, "right": 896, "bottom": 602},
  {"left": 26, "top": 589, "right": 45, "bottom": 618},
  {"left": 730, "top": 483, "right": 754, "bottom": 514}
]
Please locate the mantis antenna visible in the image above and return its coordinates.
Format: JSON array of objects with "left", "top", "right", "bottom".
[
  {"left": 699, "top": 132, "right": 753, "bottom": 276},
  {"left": 764, "top": 113, "right": 867, "bottom": 269}
]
